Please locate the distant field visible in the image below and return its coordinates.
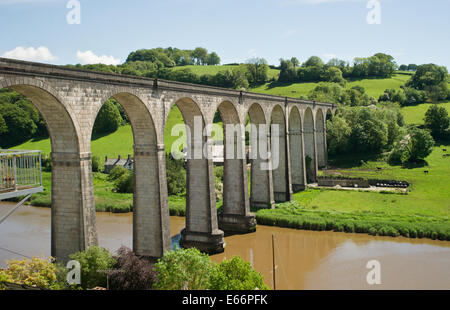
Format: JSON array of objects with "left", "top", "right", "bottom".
[
  {"left": 249, "top": 73, "right": 411, "bottom": 99},
  {"left": 401, "top": 101, "right": 450, "bottom": 125}
]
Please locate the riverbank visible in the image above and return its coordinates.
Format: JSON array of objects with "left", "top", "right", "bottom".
[
  {"left": 14, "top": 144, "right": 450, "bottom": 241},
  {"left": 2, "top": 204, "right": 450, "bottom": 289}
]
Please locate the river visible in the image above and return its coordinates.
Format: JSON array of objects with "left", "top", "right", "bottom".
[{"left": 0, "top": 203, "right": 449, "bottom": 290}]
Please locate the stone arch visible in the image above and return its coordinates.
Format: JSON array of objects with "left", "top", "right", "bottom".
[
  {"left": 304, "top": 107, "right": 317, "bottom": 182},
  {"left": 316, "top": 108, "right": 326, "bottom": 168},
  {"left": 215, "top": 101, "right": 255, "bottom": 233},
  {"left": 168, "top": 96, "right": 224, "bottom": 254},
  {"left": 270, "top": 104, "right": 290, "bottom": 202},
  {"left": 1, "top": 77, "right": 95, "bottom": 262},
  {"left": 246, "top": 102, "right": 274, "bottom": 209},
  {"left": 288, "top": 106, "right": 306, "bottom": 192},
  {"left": 3, "top": 77, "right": 80, "bottom": 153},
  {"left": 91, "top": 90, "right": 170, "bottom": 258}
]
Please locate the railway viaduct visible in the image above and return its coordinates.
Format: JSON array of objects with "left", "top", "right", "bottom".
[{"left": 0, "top": 58, "right": 336, "bottom": 261}]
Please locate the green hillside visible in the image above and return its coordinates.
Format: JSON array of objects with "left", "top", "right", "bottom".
[
  {"left": 249, "top": 73, "right": 411, "bottom": 99},
  {"left": 401, "top": 101, "right": 450, "bottom": 125}
]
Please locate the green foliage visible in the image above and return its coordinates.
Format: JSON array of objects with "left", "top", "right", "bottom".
[
  {"left": 326, "top": 116, "right": 351, "bottom": 155},
  {"left": 166, "top": 154, "right": 186, "bottom": 195},
  {"left": 91, "top": 155, "right": 101, "bottom": 172},
  {"left": 114, "top": 170, "right": 134, "bottom": 193},
  {"left": 245, "top": 58, "right": 269, "bottom": 85},
  {"left": 408, "top": 128, "right": 434, "bottom": 162},
  {"left": 209, "top": 256, "right": 269, "bottom": 290},
  {"left": 69, "top": 246, "right": 116, "bottom": 289},
  {"left": 93, "top": 99, "right": 123, "bottom": 135},
  {"left": 0, "top": 257, "right": 67, "bottom": 290},
  {"left": 108, "top": 165, "right": 129, "bottom": 181},
  {"left": 424, "top": 105, "right": 450, "bottom": 139},
  {"left": 0, "top": 101, "right": 37, "bottom": 148},
  {"left": 154, "top": 248, "right": 213, "bottom": 290},
  {"left": 406, "top": 64, "right": 448, "bottom": 90},
  {"left": 0, "top": 113, "right": 7, "bottom": 135}
]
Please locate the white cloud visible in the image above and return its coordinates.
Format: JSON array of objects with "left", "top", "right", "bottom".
[
  {"left": 1, "top": 46, "right": 58, "bottom": 62},
  {"left": 76, "top": 50, "right": 121, "bottom": 65}
]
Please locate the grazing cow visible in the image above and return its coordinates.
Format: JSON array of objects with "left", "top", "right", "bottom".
[{"left": 424, "top": 170, "right": 429, "bottom": 174}]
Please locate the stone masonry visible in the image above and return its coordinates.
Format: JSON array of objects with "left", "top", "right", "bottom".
[{"left": 0, "top": 57, "right": 336, "bottom": 262}]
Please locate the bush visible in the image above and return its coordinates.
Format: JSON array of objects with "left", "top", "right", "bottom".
[
  {"left": 92, "top": 155, "right": 101, "bottom": 172},
  {"left": 109, "top": 246, "right": 157, "bottom": 290},
  {"left": 93, "top": 99, "right": 123, "bottom": 135},
  {"left": 154, "top": 248, "right": 212, "bottom": 290},
  {"left": 166, "top": 154, "right": 186, "bottom": 195},
  {"left": 424, "top": 105, "right": 450, "bottom": 139},
  {"left": 209, "top": 256, "right": 269, "bottom": 290},
  {"left": 0, "top": 257, "right": 63, "bottom": 289},
  {"left": 108, "top": 166, "right": 129, "bottom": 181},
  {"left": 114, "top": 171, "right": 134, "bottom": 193},
  {"left": 69, "top": 246, "right": 116, "bottom": 289}
]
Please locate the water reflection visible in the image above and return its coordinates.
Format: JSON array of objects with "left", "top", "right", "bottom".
[{"left": 0, "top": 204, "right": 449, "bottom": 290}]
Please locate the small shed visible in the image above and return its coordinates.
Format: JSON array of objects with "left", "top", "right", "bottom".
[{"left": 104, "top": 155, "right": 134, "bottom": 174}]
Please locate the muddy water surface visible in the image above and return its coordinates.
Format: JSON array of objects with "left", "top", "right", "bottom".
[{"left": 0, "top": 203, "right": 449, "bottom": 290}]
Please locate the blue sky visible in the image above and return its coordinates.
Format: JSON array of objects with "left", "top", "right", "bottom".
[{"left": 0, "top": 0, "right": 449, "bottom": 68}]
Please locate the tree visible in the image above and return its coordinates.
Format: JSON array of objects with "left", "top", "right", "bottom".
[
  {"left": 399, "top": 64, "right": 408, "bottom": 71},
  {"left": 408, "top": 128, "right": 434, "bottom": 162},
  {"left": 407, "top": 64, "right": 418, "bottom": 71},
  {"left": 0, "top": 113, "right": 7, "bottom": 135},
  {"left": 93, "top": 99, "right": 123, "bottom": 135},
  {"left": 326, "top": 116, "right": 351, "bottom": 155},
  {"left": 206, "top": 52, "right": 221, "bottom": 65},
  {"left": 154, "top": 248, "right": 213, "bottom": 290},
  {"left": 0, "top": 103, "right": 37, "bottom": 148},
  {"left": 290, "top": 57, "right": 300, "bottom": 68},
  {"left": 245, "top": 58, "right": 269, "bottom": 85},
  {"left": 209, "top": 256, "right": 269, "bottom": 290},
  {"left": 278, "top": 59, "right": 297, "bottom": 83},
  {"left": 192, "top": 47, "right": 209, "bottom": 65},
  {"left": 424, "top": 105, "right": 450, "bottom": 139},
  {"left": 69, "top": 246, "right": 116, "bottom": 289},
  {"left": 406, "top": 64, "right": 448, "bottom": 90},
  {"left": 321, "top": 66, "right": 346, "bottom": 85},
  {"left": 302, "top": 56, "right": 324, "bottom": 67}
]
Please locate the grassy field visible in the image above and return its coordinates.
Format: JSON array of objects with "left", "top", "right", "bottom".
[
  {"left": 401, "top": 101, "right": 450, "bottom": 125},
  {"left": 249, "top": 73, "right": 411, "bottom": 99},
  {"left": 256, "top": 143, "right": 450, "bottom": 240}
]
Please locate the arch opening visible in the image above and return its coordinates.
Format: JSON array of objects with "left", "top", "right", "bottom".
[
  {"left": 289, "top": 106, "right": 306, "bottom": 192},
  {"left": 304, "top": 107, "right": 317, "bottom": 183}
]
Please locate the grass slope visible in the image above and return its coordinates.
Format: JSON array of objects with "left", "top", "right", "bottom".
[
  {"left": 401, "top": 101, "right": 450, "bottom": 125},
  {"left": 249, "top": 73, "right": 411, "bottom": 99},
  {"left": 256, "top": 144, "right": 450, "bottom": 240}
]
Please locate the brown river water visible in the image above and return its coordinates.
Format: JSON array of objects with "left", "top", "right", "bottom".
[{"left": 0, "top": 203, "right": 449, "bottom": 290}]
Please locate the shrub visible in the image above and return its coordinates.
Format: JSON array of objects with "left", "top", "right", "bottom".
[
  {"left": 108, "top": 166, "right": 129, "bottom": 181},
  {"left": 166, "top": 154, "right": 186, "bottom": 195},
  {"left": 93, "top": 99, "right": 123, "bottom": 135},
  {"left": 153, "top": 248, "right": 213, "bottom": 290},
  {"left": 209, "top": 256, "right": 270, "bottom": 290},
  {"left": 69, "top": 246, "right": 116, "bottom": 289},
  {"left": 424, "top": 105, "right": 449, "bottom": 139},
  {"left": 109, "top": 246, "right": 157, "bottom": 290},
  {"left": 92, "top": 155, "right": 101, "bottom": 172},
  {"left": 0, "top": 257, "right": 61, "bottom": 289},
  {"left": 114, "top": 171, "right": 134, "bottom": 193}
]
